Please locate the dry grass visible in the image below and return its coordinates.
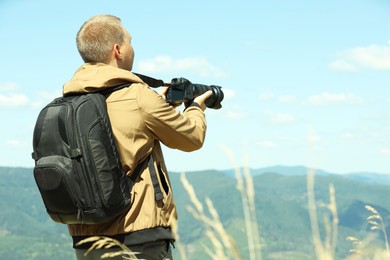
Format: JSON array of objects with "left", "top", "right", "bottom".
[
  {"left": 345, "top": 205, "right": 390, "bottom": 260},
  {"left": 307, "top": 169, "right": 390, "bottom": 260},
  {"left": 75, "top": 147, "right": 263, "bottom": 259},
  {"left": 76, "top": 143, "right": 390, "bottom": 260},
  {"left": 307, "top": 168, "right": 338, "bottom": 260},
  {"left": 306, "top": 128, "right": 339, "bottom": 260},
  {"left": 165, "top": 145, "right": 263, "bottom": 259},
  {"left": 365, "top": 205, "right": 390, "bottom": 257},
  {"left": 76, "top": 236, "right": 138, "bottom": 259},
  {"left": 306, "top": 128, "right": 390, "bottom": 260},
  {"left": 221, "top": 146, "right": 262, "bottom": 260},
  {"left": 180, "top": 172, "right": 240, "bottom": 259}
]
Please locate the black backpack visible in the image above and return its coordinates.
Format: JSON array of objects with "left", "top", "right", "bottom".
[{"left": 31, "top": 84, "right": 146, "bottom": 225}]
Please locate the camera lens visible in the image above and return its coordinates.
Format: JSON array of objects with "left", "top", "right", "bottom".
[
  {"left": 193, "top": 84, "right": 224, "bottom": 109},
  {"left": 167, "top": 78, "right": 224, "bottom": 109}
]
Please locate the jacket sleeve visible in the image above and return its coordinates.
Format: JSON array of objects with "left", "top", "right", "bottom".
[{"left": 137, "top": 86, "right": 207, "bottom": 152}]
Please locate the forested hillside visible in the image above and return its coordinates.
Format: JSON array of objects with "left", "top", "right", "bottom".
[{"left": 1, "top": 167, "right": 390, "bottom": 259}]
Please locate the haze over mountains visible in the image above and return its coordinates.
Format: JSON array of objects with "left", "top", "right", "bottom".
[{"left": 224, "top": 165, "right": 390, "bottom": 185}]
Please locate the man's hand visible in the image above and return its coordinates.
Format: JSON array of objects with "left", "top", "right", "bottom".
[
  {"left": 160, "top": 86, "right": 183, "bottom": 108},
  {"left": 194, "top": 90, "right": 212, "bottom": 111},
  {"left": 160, "top": 87, "right": 212, "bottom": 111},
  {"left": 159, "top": 86, "right": 169, "bottom": 101}
]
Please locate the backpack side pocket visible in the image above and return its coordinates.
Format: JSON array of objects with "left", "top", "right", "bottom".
[{"left": 34, "top": 155, "right": 80, "bottom": 224}]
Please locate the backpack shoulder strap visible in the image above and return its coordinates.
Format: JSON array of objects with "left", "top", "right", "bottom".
[
  {"left": 62, "top": 83, "right": 133, "bottom": 98},
  {"left": 127, "top": 154, "right": 163, "bottom": 202},
  {"left": 98, "top": 83, "right": 133, "bottom": 96},
  {"left": 147, "top": 154, "right": 164, "bottom": 201},
  {"left": 98, "top": 83, "right": 164, "bottom": 201}
]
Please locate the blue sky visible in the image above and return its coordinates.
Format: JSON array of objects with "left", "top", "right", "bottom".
[{"left": 1, "top": 0, "right": 390, "bottom": 174}]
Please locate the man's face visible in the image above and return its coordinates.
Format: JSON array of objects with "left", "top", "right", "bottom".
[{"left": 119, "top": 27, "right": 135, "bottom": 71}]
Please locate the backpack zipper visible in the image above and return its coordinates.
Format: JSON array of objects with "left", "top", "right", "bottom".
[
  {"left": 72, "top": 97, "right": 96, "bottom": 209},
  {"left": 65, "top": 98, "right": 95, "bottom": 211}
]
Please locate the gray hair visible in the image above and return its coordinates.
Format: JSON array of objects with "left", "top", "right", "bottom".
[{"left": 76, "top": 14, "right": 125, "bottom": 63}]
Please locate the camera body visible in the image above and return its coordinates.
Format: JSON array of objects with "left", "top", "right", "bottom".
[
  {"left": 166, "top": 77, "right": 224, "bottom": 109},
  {"left": 134, "top": 73, "right": 224, "bottom": 109}
]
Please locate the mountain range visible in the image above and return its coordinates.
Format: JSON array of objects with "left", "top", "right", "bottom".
[
  {"left": 225, "top": 165, "right": 390, "bottom": 185},
  {"left": 1, "top": 166, "right": 390, "bottom": 259}
]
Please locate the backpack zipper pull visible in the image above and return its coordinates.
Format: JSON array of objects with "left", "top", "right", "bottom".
[{"left": 77, "top": 209, "right": 83, "bottom": 224}]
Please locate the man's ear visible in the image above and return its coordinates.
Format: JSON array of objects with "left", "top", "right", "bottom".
[{"left": 114, "top": 44, "right": 122, "bottom": 60}]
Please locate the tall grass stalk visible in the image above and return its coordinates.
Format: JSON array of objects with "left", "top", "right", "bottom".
[
  {"left": 221, "top": 145, "right": 262, "bottom": 260},
  {"left": 346, "top": 205, "right": 390, "bottom": 259},
  {"left": 327, "top": 183, "right": 339, "bottom": 256},
  {"left": 244, "top": 165, "right": 262, "bottom": 256},
  {"left": 365, "top": 205, "right": 390, "bottom": 259},
  {"left": 306, "top": 127, "right": 338, "bottom": 260},
  {"left": 180, "top": 173, "right": 240, "bottom": 259},
  {"left": 171, "top": 216, "right": 187, "bottom": 260},
  {"left": 307, "top": 168, "right": 338, "bottom": 260},
  {"left": 76, "top": 236, "right": 138, "bottom": 259}
]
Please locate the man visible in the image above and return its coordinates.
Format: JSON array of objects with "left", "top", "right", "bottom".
[{"left": 63, "top": 14, "right": 212, "bottom": 259}]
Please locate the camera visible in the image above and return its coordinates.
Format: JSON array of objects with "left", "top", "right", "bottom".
[
  {"left": 166, "top": 77, "right": 224, "bottom": 109},
  {"left": 134, "top": 73, "right": 224, "bottom": 109}
]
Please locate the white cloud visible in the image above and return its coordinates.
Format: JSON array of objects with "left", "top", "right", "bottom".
[
  {"left": 329, "top": 60, "right": 358, "bottom": 72},
  {"left": 275, "top": 113, "right": 295, "bottom": 123},
  {"left": 223, "top": 105, "right": 247, "bottom": 120},
  {"left": 31, "top": 91, "right": 61, "bottom": 108},
  {"left": 258, "top": 92, "right": 274, "bottom": 101},
  {"left": 225, "top": 110, "right": 247, "bottom": 120},
  {"left": 271, "top": 112, "right": 296, "bottom": 123},
  {"left": 6, "top": 139, "right": 23, "bottom": 146},
  {"left": 257, "top": 140, "right": 276, "bottom": 148},
  {"left": 137, "top": 55, "right": 227, "bottom": 78},
  {"left": 0, "top": 82, "right": 20, "bottom": 91},
  {"left": 381, "top": 148, "right": 390, "bottom": 154},
  {"left": 342, "top": 132, "right": 356, "bottom": 139},
  {"left": 0, "top": 93, "right": 29, "bottom": 107},
  {"left": 308, "top": 132, "right": 321, "bottom": 143},
  {"left": 222, "top": 88, "right": 235, "bottom": 100},
  {"left": 263, "top": 110, "right": 296, "bottom": 124},
  {"left": 331, "top": 41, "right": 390, "bottom": 71},
  {"left": 278, "top": 95, "right": 298, "bottom": 104},
  {"left": 259, "top": 93, "right": 298, "bottom": 103},
  {"left": 0, "top": 82, "right": 30, "bottom": 107},
  {"left": 307, "top": 92, "right": 364, "bottom": 105},
  {"left": 0, "top": 81, "right": 60, "bottom": 108},
  {"left": 361, "top": 110, "right": 386, "bottom": 122}
]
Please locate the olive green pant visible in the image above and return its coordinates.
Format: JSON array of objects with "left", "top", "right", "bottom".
[{"left": 75, "top": 240, "right": 173, "bottom": 260}]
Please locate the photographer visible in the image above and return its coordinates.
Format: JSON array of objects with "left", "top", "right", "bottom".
[{"left": 64, "top": 14, "right": 212, "bottom": 259}]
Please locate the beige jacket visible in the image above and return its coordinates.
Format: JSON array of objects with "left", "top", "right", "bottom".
[{"left": 63, "top": 63, "right": 207, "bottom": 237}]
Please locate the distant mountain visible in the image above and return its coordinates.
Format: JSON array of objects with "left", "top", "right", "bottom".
[
  {"left": 342, "top": 172, "right": 390, "bottom": 185},
  {"left": 1, "top": 166, "right": 390, "bottom": 259},
  {"left": 224, "top": 165, "right": 390, "bottom": 186},
  {"left": 224, "top": 165, "right": 336, "bottom": 177}
]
